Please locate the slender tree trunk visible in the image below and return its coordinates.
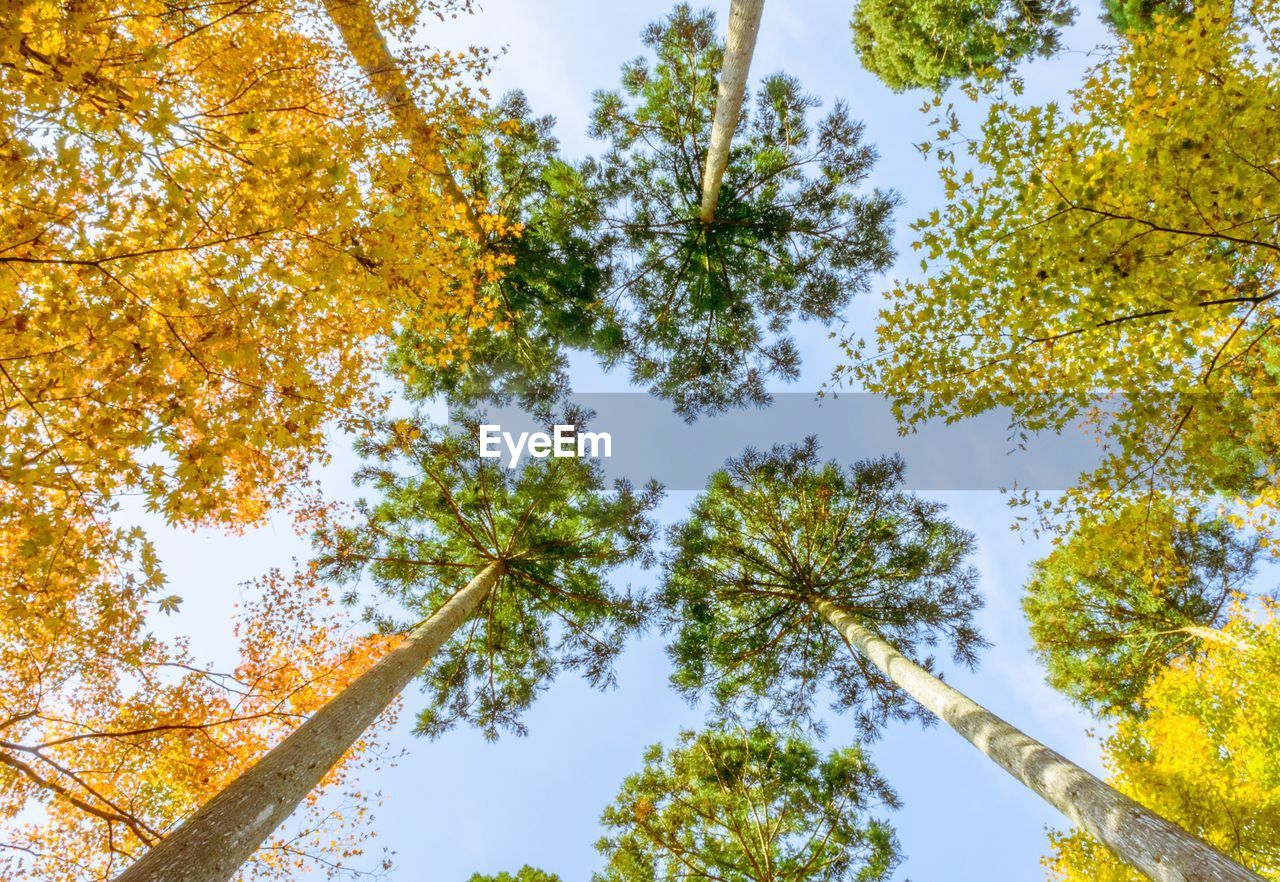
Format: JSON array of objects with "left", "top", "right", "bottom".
[
  {"left": 813, "top": 599, "right": 1263, "bottom": 882},
  {"left": 322, "top": 0, "right": 483, "bottom": 236},
  {"left": 699, "top": 0, "right": 765, "bottom": 226},
  {"left": 113, "top": 562, "right": 503, "bottom": 882},
  {"left": 1179, "top": 623, "right": 1249, "bottom": 651}
]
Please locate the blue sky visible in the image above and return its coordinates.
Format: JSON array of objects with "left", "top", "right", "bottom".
[{"left": 132, "top": 2, "right": 1134, "bottom": 880}]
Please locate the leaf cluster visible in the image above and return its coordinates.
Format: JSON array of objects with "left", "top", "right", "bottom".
[
  {"left": 1024, "top": 502, "right": 1260, "bottom": 717},
  {"left": 1045, "top": 603, "right": 1280, "bottom": 880},
  {"left": 852, "top": 0, "right": 1074, "bottom": 91},
  {"left": 1102, "top": 0, "right": 1194, "bottom": 33},
  {"left": 468, "top": 867, "right": 563, "bottom": 882},
  {"left": 850, "top": 0, "right": 1280, "bottom": 538},
  {"left": 393, "top": 91, "right": 624, "bottom": 417}
]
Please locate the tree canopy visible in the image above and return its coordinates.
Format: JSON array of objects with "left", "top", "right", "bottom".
[
  {"left": 662, "top": 439, "right": 983, "bottom": 736},
  {"left": 319, "top": 414, "right": 662, "bottom": 739},
  {"left": 595, "top": 726, "right": 901, "bottom": 882},
  {"left": 12, "top": 1, "right": 1280, "bottom": 878},
  {"left": 1024, "top": 502, "right": 1260, "bottom": 717},
  {"left": 1, "top": 3, "right": 505, "bottom": 874},
  {"left": 851, "top": 0, "right": 1074, "bottom": 91},
  {"left": 590, "top": 4, "right": 897, "bottom": 418},
  {"left": 393, "top": 91, "right": 623, "bottom": 417},
  {"left": 846, "top": 0, "right": 1280, "bottom": 540},
  {"left": 0, "top": 0, "right": 511, "bottom": 786},
  {"left": 468, "top": 867, "right": 563, "bottom": 882},
  {"left": 1045, "top": 604, "right": 1280, "bottom": 880},
  {"left": 1, "top": 0, "right": 503, "bottom": 525},
  {"left": 1102, "top": 0, "right": 1194, "bottom": 33}
]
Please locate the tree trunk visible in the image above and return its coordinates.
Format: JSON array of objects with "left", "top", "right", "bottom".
[
  {"left": 1179, "top": 623, "right": 1249, "bottom": 651},
  {"left": 813, "top": 599, "right": 1263, "bottom": 882},
  {"left": 113, "top": 562, "right": 503, "bottom": 882},
  {"left": 322, "top": 0, "right": 482, "bottom": 236},
  {"left": 699, "top": 0, "right": 766, "bottom": 226}
]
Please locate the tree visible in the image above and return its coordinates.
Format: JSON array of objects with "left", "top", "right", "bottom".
[
  {"left": 590, "top": 4, "right": 896, "bottom": 418},
  {"left": 595, "top": 726, "right": 901, "bottom": 882},
  {"left": 844, "top": 0, "right": 1280, "bottom": 539},
  {"left": 0, "top": 561, "right": 395, "bottom": 882},
  {"left": 851, "top": 0, "right": 1073, "bottom": 91},
  {"left": 665, "top": 441, "right": 983, "bottom": 735},
  {"left": 1045, "top": 604, "right": 1280, "bottom": 881},
  {"left": 109, "top": 415, "right": 661, "bottom": 882},
  {"left": 469, "top": 868, "right": 563, "bottom": 882},
  {"left": 1024, "top": 502, "right": 1260, "bottom": 717},
  {"left": 321, "top": 0, "right": 484, "bottom": 234},
  {"left": 663, "top": 439, "right": 1264, "bottom": 882}
]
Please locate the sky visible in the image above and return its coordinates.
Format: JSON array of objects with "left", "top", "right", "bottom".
[{"left": 128, "top": 2, "right": 1135, "bottom": 880}]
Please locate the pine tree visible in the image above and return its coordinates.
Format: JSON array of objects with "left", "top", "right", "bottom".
[
  {"left": 590, "top": 5, "right": 896, "bottom": 417},
  {"left": 662, "top": 440, "right": 1262, "bottom": 882},
  {"left": 111, "top": 415, "right": 661, "bottom": 882}
]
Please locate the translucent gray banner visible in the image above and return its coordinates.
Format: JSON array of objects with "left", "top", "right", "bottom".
[{"left": 450, "top": 393, "right": 1109, "bottom": 491}]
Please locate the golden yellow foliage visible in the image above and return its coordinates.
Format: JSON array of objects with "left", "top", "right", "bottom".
[
  {"left": 0, "top": 560, "right": 400, "bottom": 881},
  {"left": 1045, "top": 603, "right": 1280, "bottom": 880},
  {"left": 1, "top": 2, "right": 509, "bottom": 875},
  {"left": 0, "top": 0, "right": 505, "bottom": 605}
]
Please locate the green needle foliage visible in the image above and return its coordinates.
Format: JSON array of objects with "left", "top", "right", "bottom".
[
  {"left": 662, "top": 439, "right": 984, "bottom": 736},
  {"left": 1023, "top": 502, "right": 1260, "bottom": 718},
  {"left": 394, "top": 91, "right": 622, "bottom": 416},
  {"left": 319, "top": 412, "right": 663, "bottom": 739},
  {"left": 595, "top": 726, "right": 901, "bottom": 882},
  {"left": 851, "top": 0, "right": 1074, "bottom": 91},
  {"left": 589, "top": 4, "right": 897, "bottom": 419},
  {"left": 468, "top": 868, "right": 563, "bottom": 882},
  {"left": 1102, "top": 0, "right": 1193, "bottom": 33}
]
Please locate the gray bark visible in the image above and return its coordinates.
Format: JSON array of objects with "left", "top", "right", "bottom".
[
  {"left": 814, "top": 598, "right": 1262, "bottom": 882},
  {"left": 113, "top": 562, "right": 502, "bottom": 882},
  {"left": 322, "top": 0, "right": 482, "bottom": 235},
  {"left": 699, "top": 0, "right": 765, "bottom": 225}
]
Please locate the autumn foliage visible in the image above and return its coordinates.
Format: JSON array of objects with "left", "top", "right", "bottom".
[
  {"left": 0, "top": 556, "right": 399, "bottom": 881},
  {"left": 851, "top": 0, "right": 1280, "bottom": 539},
  {"left": 0, "top": 0, "right": 507, "bottom": 632},
  {"left": 5, "top": 0, "right": 1280, "bottom": 880},
  {"left": 1, "top": 0, "right": 510, "bottom": 876}
]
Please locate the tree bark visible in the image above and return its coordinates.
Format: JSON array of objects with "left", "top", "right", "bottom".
[
  {"left": 322, "top": 0, "right": 483, "bottom": 236},
  {"left": 813, "top": 598, "right": 1263, "bottom": 882},
  {"left": 699, "top": 0, "right": 765, "bottom": 226},
  {"left": 113, "top": 562, "right": 503, "bottom": 882}
]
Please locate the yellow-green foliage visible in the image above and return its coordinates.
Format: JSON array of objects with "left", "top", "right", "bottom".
[
  {"left": 1045, "top": 604, "right": 1280, "bottom": 879},
  {"left": 853, "top": 0, "right": 1280, "bottom": 538}
]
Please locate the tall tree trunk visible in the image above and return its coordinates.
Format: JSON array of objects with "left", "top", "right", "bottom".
[
  {"left": 813, "top": 599, "right": 1263, "bottom": 882},
  {"left": 322, "top": 0, "right": 483, "bottom": 236},
  {"left": 113, "top": 562, "right": 503, "bottom": 882},
  {"left": 699, "top": 0, "right": 766, "bottom": 226}
]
